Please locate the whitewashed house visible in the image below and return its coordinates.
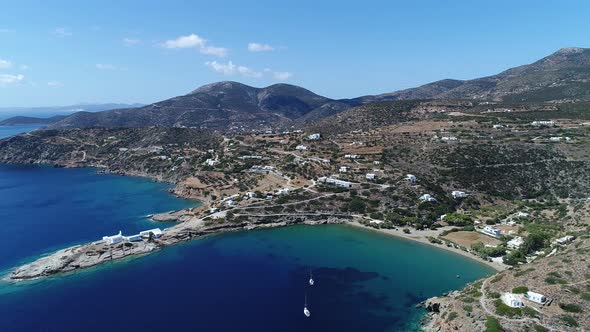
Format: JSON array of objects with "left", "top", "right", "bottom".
[
  {"left": 205, "top": 158, "right": 219, "bottom": 166},
  {"left": 103, "top": 231, "right": 124, "bottom": 245},
  {"left": 339, "top": 166, "right": 348, "bottom": 173},
  {"left": 209, "top": 207, "right": 219, "bottom": 213},
  {"left": 373, "top": 161, "right": 381, "bottom": 165},
  {"left": 553, "top": 235, "right": 575, "bottom": 246},
  {"left": 318, "top": 177, "right": 353, "bottom": 188},
  {"left": 406, "top": 174, "right": 417, "bottom": 183},
  {"left": 276, "top": 188, "right": 290, "bottom": 195},
  {"left": 524, "top": 291, "right": 547, "bottom": 304},
  {"left": 482, "top": 226, "right": 502, "bottom": 238},
  {"left": 531, "top": 120, "right": 554, "bottom": 127},
  {"left": 507, "top": 236, "right": 524, "bottom": 249},
  {"left": 419, "top": 194, "right": 437, "bottom": 203},
  {"left": 366, "top": 173, "right": 376, "bottom": 181},
  {"left": 295, "top": 145, "right": 308, "bottom": 151},
  {"left": 140, "top": 228, "right": 163, "bottom": 239},
  {"left": 125, "top": 234, "right": 143, "bottom": 242},
  {"left": 501, "top": 293, "right": 525, "bottom": 308},
  {"left": 441, "top": 136, "right": 458, "bottom": 142},
  {"left": 246, "top": 192, "right": 257, "bottom": 199},
  {"left": 308, "top": 133, "right": 321, "bottom": 140},
  {"left": 516, "top": 212, "right": 530, "bottom": 218},
  {"left": 493, "top": 124, "right": 504, "bottom": 129},
  {"left": 344, "top": 154, "right": 360, "bottom": 159},
  {"left": 451, "top": 191, "right": 469, "bottom": 199}
]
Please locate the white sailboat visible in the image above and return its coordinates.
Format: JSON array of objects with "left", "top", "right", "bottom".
[
  {"left": 304, "top": 293, "right": 311, "bottom": 317},
  {"left": 309, "top": 269, "right": 314, "bottom": 286}
]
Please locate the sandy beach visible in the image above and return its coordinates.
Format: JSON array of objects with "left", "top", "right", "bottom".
[{"left": 347, "top": 221, "right": 507, "bottom": 272}]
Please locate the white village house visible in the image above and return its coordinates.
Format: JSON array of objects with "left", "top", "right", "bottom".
[
  {"left": 524, "top": 291, "right": 547, "bottom": 305},
  {"left": 441, "top": 136, "right": 458, "bottom": 142},
  {"left": 295, "top": 145, "right": 308, "bottom": 151},
  {"left": 366, "top": 173, "right": 376, "bottom": 181},
  {"left": 507, "top": 236, "right": 524, "bottom": 249},
  {"left": 501, "top": 293, "right": 525, "bottom": 308},
  {"left": 406, "top": 174, "right": 417, "bottom": 183},
  {"left": 139, "top": 228, "right": 163, "bottom": 239},
  {"left": 451, "top": 190, "right": 468, "bottom": 199},
  {"left": 308, "top": 133, "right": 321, "bottom": 140},
  {"left": 339, "top": 166, "right": 348, "bottom": 173},
  {"left": 531, "top": 120, "right": 554, "bottom": 127},
  {"left": 482, "top": 226, "right": 502, "bottom": 238},
  {"left": 419, "top": 194, "right": 437, "bottom": 203},
  {"left": 317, "top": 177, "right": 354, "bottom": 189}
]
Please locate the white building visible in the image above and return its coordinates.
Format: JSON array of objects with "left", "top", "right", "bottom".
[
  {"left": 339, "top": 166, "right": 348, "bottom": 173},
  {"left": 451, "top": 190, "right": 469, "bottom": 199},
  {"left": 373, "top": 161, "right": 381, "bottom": 165},
  {"left": 441, "top": 136, "right": 458, "bottom": 142},
  {"left": 516, "top": 212, "right": 530, "bottom": 218},
  {"left": 507, "top": 236, "right": 524, "bottom": 249},
  {"left": 125, "top": 234, "right": 143, "bottom": 242},
  {"left": 493, "top": 124, "right": 504, "bottom": 129},
  {"left": 482, "top": 226, "right": 502, "bottom": 238},
  {"left": 406, "top": 174, "right": 417, "bottom": 183},
  {"left": 308, "top": 133, "right": 321, "bottom": 140},
  {"left": 553, "top": 235, "right": 575, "bottom": 245},
  {"left": 276, "top": 188, "right": 290, "bottom": 195},
  {"left": 205, "top": 158, "right": 219, "bottom": 166},
  {"left": 344, "top": 154, "right": 360, "bottom": 159},
  {"left": 366, "top": 173, "right": 376, "bottom": 181},
  {"left": 318, "top": 177, "right": 354, "bottom": 188},
  {"left": 103, "top": 231, "right": 124, "bottom": 245},
  {"left": 419, "top": 194, "right": 437, "bottom": 203},
  {"left": 531, "top": 120, "right": 554, "bottom": 127},
  {"left": 524, "top": 291, "right": 547, "bottom": 304},
  {"left": 246, "top": 192, "right": 257, "bottom": 199},
  {"left": 209, "top": 207, "right": 219, "bottom": 213},
  {"left": 295, "top": 145, "right": 308, "bottom": 151},
  {"left": 140, "top": 228, "right": 163, "bottom": 239},
  {"left": 501, "top": 293, "right": 525, "bottom": 308}
]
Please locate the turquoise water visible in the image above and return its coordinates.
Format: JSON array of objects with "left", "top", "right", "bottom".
[
  {"left": 0, "top": 166, "right": 493, "bottom": 331},
  {"left": 0, "top": 125, "right": 43, "bottom": 139}
]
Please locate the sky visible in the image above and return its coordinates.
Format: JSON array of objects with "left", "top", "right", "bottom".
[{"left": 0, "top": 0, "right": 589, "bottom": 107}]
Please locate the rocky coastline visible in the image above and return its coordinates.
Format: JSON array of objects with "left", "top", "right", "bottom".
[{"left": 5, "top": 212, "right": 352, "bottom": 282}]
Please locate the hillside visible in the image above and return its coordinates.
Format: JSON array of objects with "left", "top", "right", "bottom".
[
  {"left": 0, "top": 115, "right": 67, "bottom": 126},
  {"left": 49, "top": 82, "right": 345, "bottom": 131},
  {"left": 371, "top": 47, "right": 590, "bottom": 103}
]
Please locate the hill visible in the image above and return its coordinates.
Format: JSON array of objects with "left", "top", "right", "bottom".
[
  {"left": 370, "top": 47, "right": 590, "bottom": 103},
  {"left": 49, "top": 82, "right": 344, "bottom": 130},
  {"left": 0, "top": 115, "right": 67, "bottom": 126}
]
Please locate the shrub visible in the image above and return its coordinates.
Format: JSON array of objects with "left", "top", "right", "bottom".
[
  {"left": 559, "top": 303, "right": 582, "bottom": 313},
  {"left": 484, "top": 316, "right": 504, "bottom": 332},
  {"left": 403, "top": 228, "right": 410, "bottom": 234},
  {"left": 533, "top": 324, "right": 549, "bottom": 332},
  {"left": 581, "top": 293, "right": 590, "bottom": 301},
  {"left": 447, "top": 311, "right": 458, "bottom": 321},
  {"left": 463, "top": 305, "right": 473, "bottom": 313},
  {"left": 512, "top": 286, "right": 529, "bottom": 294},
  {"left": 560, "top": 314, "right": 578, "bottom": 327}
]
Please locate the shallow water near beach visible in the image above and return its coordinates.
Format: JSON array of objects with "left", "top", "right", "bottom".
[{"left": 0, "top": 166, "right": 494, "bottom": 332}]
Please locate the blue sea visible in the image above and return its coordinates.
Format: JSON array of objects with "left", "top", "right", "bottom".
[
  {"left": 0, "top": 125, "right": 43, "bottom": 139},
  {"left": 0, "top": 166, "right": 494, "bottom": 332}
]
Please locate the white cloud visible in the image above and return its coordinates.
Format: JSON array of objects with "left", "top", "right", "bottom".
[
  {"left": 200, "top": 46, "right": 228, "bottom": 57},
  {"left": 0, "top": 59, "right": 12, "bottom": 70},
  {"left": 123, "top": 37, "right": 141, "bottom": 46},
  {"left": 96, "top": 63, "right": 116, "bottom": 70},
  {"left": 162, "top": 34, "right": 205, "bottom": 49},
  {"left": 205, "top": 61, "right": 262, "bottom": 78},
  {"left": 248, "top": 42, "right": 274, "bottom": 52},
  {"left": 162, "top": 33, "right": 228, "bottom": 58},
  {"left": 0, "top": 74, "right": 24, "bottom": 86},
  {"left": 273, "top": 71, "right": 293, "bottom": 81},
  {"left": 47, "top": 81, "right": 62, "bottom": 87},
  {"left": 54, "top": 27, "right": 72, "bottom": 37}
]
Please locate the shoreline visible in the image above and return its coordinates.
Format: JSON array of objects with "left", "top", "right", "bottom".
[{"left": 347, "top": 221, "right": 507, "bottom": 272}]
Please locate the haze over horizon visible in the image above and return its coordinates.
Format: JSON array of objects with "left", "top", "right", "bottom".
[{"left": 1, "top": 0, "right": 589, "bottom": 107}]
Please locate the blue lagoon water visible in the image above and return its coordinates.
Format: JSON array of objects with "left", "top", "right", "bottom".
[{"left": 0, "top": 166, "right": 494, "bottom": 332}]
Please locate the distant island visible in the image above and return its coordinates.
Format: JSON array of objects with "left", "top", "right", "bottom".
[{"left": 0, "top": 115, "right": 67, "bottom": 126}]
